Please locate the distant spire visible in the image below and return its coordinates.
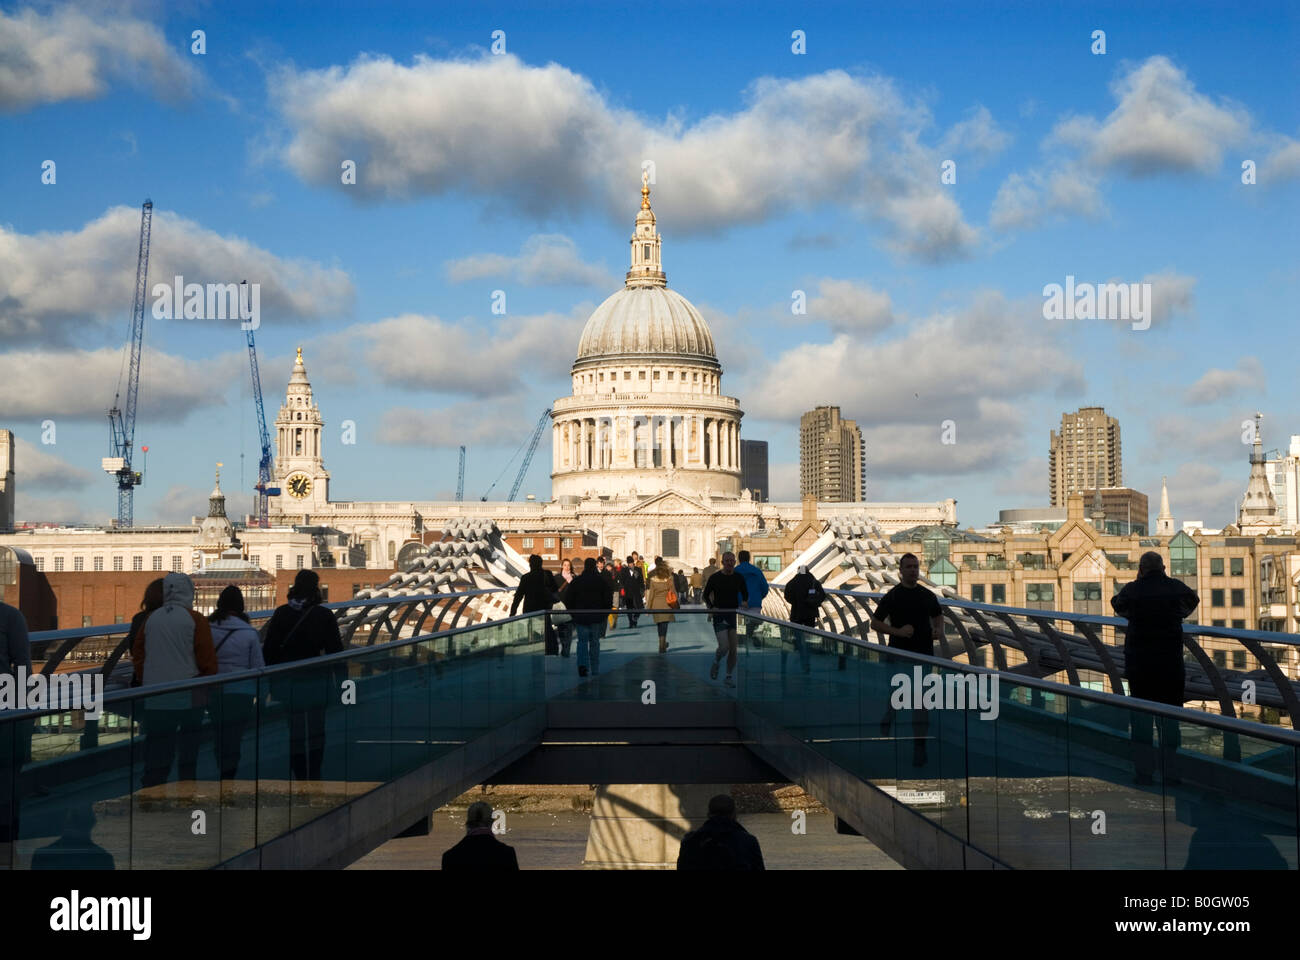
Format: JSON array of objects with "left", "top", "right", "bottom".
[
  {"left": 626, "top": 170, "right": 666, "bottom": 287},
  {"left": 1156, "top": 475, "right": 1175, "bottom": 536},
  {"left": 1239, "top": 411, "right": 1280, "bottom": 531},
  {"left": 641, "top": 167, "right": 651, "bottom": 210}
]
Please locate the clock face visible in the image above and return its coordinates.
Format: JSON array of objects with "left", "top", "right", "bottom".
[{"left": 287, "top": 474, "right": 312, "bottom": 499}]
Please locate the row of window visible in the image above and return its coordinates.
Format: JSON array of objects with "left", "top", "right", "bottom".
[
  {"left": 1210, "top": 589, "right": 1247, "bottom": 608},
  {"left": 519, "top": 538, "right": 574, "bottom": 549},
  {"left": 1209, "top": 557, "right": 1246, "bottom": 576},
  {"left": 36, "top": 556, "right": 184, "bottom": 572},
  {"left": 579, "top": 370, "right": 717, "bottom": 388}
]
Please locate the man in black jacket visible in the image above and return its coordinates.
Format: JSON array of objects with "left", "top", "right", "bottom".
[
  {"left": 619, "top": 555, "right": 645, "bottom": 628},
  {"left": 677, "top": 794, "right": 764, "bottom": 870},
  {"left": 511, "top": 554, "right": 558, "bottom": 654},
  {"left": 441, "top": 802, "right": 518, "bottom": 871},
  {"left": 1112, "top": 551, "right": 1199, "bottom": 780},
  {"left": 703, "top": 552, "right": 749, "bottom": 687},
  {"left": 782, "top": 565, "right": 826, "bottom": 674},
  {"left": 561, "top": 558, "right": 614, "bottom": 677}
]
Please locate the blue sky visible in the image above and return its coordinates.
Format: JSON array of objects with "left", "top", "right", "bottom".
[{"left": 1, "top": 0, "right": 1297, "bottom": 528}]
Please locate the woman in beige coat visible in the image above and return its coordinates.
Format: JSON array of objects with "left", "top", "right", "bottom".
[{"left": 645, "top": 557, "right": 677, "bottom": 654}]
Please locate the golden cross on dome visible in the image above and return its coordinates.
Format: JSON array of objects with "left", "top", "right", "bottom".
[
  {"left": 296, "top": 345, "right": 303, "bottom": 364},
  {"left": 641, "top": 168, "right": 651, "bottom": 209}
]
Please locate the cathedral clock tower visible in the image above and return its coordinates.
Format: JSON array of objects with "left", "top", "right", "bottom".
[{"left": 270, "top": 347, "right": 330, "bottom": 516}]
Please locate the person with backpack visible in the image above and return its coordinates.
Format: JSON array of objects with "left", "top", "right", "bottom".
[
  {"left": 560, "top": 557, "right": 614, "bottom": 678},
  {"left": 677, "top": 794, "right": 765, "bottom": 870},
  {"left": 207, "top": 585, "right": 265, "bottom": 779},
  {"left": 263, "top": 569, "right": 343, "bottom": 781},
  {"left": 132, "top": 572, "right": 218, "bottom": 787},
  {"left": 511, "top": 554, "right": 559, "bottom": 654},
  {"left": 782, "top": 565, "right": 826, "bottom": 674}
]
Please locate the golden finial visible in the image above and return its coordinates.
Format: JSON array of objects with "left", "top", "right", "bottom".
[
  {"left": 296, "top": 345, "right": 303, "bottom": 365},
  {"left": 641, "top": 168, "right": 651, "bottom": 210},
  {"left": 215, "top": 462, "right": 223, "bottom": 485}
]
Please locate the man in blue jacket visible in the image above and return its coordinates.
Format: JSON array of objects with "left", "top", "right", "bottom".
[{"left": 734, "top": 551, "right": 770, "bottom": 639}]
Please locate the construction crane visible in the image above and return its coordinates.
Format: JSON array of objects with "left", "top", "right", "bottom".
[
  {"left": 244, "top": 284, "right": 278, "bottom": 527},
  {"left": 102, "top": 199, "right": 153, "bottom": 527},
  {"left": 480, "top": 408, "right": 552, "bottom": 501},
  {"left": 456, "top": 445, "right": 466, "bottom": 501}
]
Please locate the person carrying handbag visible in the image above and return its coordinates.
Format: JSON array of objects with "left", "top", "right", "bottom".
[
  {"left": 263, "top": 569, "right": 344, "bottom": 781},
  {"left": 645, "top": 557, "right": 678, "bottom": 654}
]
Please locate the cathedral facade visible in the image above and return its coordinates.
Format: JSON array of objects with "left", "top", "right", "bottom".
[{"left": 266, "top": 177, "right": 957, "bottom": 568}]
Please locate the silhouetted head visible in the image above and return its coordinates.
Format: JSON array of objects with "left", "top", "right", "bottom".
[
  {"left": 210, "top": 584, "right": 248, "bottom": 623},
  {"left": 529, "top": 554, "right": 543, "bottom": 571},
  {"left": 466, "top": 801, "right": 493, "bottom": 830},
  {"left": 1139, "top": 551, "right": 1165, "bottom": 577},
  {"left": 899, "top": 553, "right": 920, "bottom": 586},
  {"left": 140, "top": 578, "right": 166, "bottom": 613},
  {"left": 738, "top": 550, "right": 751, "bottom": 563},
  {"left": 721, "top": 552, "right": 736, "bottom": 573},
  {"left": 583, "top": 557, "right": 598, "bottom": 574},
  {"left": 289, "top": 568, "right": 321, "bottom": 603},
  {"left": 708, "top": 794, "right": 736, "bottom": 819}
]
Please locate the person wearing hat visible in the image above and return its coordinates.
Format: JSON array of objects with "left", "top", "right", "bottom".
[
  {"left": 207, "top": 585, "right": 265, "bottom": 779},
  {"left": 263, "top": 569, "right": 344, "bottom": 781},
  {"left": 441, "top": 801, "right": 519, "bottom": 871}
]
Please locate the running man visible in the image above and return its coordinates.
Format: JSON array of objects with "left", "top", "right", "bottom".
[{"left": 703, "top": 551, "right": 749, "bottom": 688}]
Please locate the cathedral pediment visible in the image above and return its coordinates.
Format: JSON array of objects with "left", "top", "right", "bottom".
[{"left": 624, "top": 490, "right": 711, "bottom": 516}]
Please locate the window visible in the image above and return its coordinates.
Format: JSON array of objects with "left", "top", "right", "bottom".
[
  {"left": 639, "top": 370, "right": 646, "bottom": 380},
  {"left": 1073, "top": 581, "right": 1102, "bottom": 615},
  {"left": 172, "top": 556, "right": 183, "bottom": 572},
  {"left": 352, "top": 584, "right": 360, "bottom": 595},
  {"left": 667, "top": 371, "right": 673, "bottom": 380},
  {"left": 152, "top": 556, "right": 162, "bottom": 571},
  {"left": 1212, "top": 648, "right": 1226, "bottom": 666},
  {"left": 643, "top": 243, "right": 650, "bottom": 259},
  {"left": 131, "top": 556, "right": 142, "bottom": 571},
  {"left": 991, "top": 584, "right": 1006, "bottom": 604},
  {"left": 1230, "top": 557, "right": 1244, "bottom": 577},
  {"left": 1211, "top": 589, "right": 1225, "bottom": 607},
  {"left": 81, "top": 615, "right": 93, "bottom": 627},
  {"left": 275, "top": 555, "right": 283, "bottom": 569},
  {"left": 113, "top": 615, "right": 124, "bottom": 624},
  {"left": 624, "top": 371, "right": 630, "bottom": 380},
  {"left": 73, "top": 557, "right": 84, "bottom": 571},
  {"left": 320, "top": 585, "right": 329, "bottom": 601},
  {"left": 521, "top": 538, "right": 534, "bottom": 549},
  {"left": 1211, "top": 619, "right": 1225, "bottom": 628},
  {"left": 93, "top": 556, "right": 103, "bottom": 571},
  {"left": 544, "top": 538, "right": 555, "bottom": 548},
  {"left": 1231, "top": 619, "right": 1246, "bottom": 629},
  {"left": 251, "top": 556, "right": 260, "bottom": 569},
  {"left": 53, "top": 557, "right": 63, "bottom": 571},
  {"left": 969, "top": 584, "right": 986, "bottom": 603},
  {"left": 1232, "top": 650, "right": 1246, "bottom": 670},
  {"left": 1230, "top": 589, "right": 1244, "bottom": 607},
  {"left": 388, "top": 541, "right": 396, "bottom": 561},
  {"left": 1169, "top": 531, "right": 1197, "bottom": 576},
  {"left": 112, "top": 557, "right": 123, "bottom": 571},
  {"left": 662, "top": 528, "right": 680, "bottom": 557},
  {"left": 1025, "top": 583, "right": 1055, "bottom": 609},
  {"left": 296, "top": 555, "right": 304, "bottom": 569},
  {"left": 561, "top": 538, "right": 573, "bottom": 548},
  {"left": 653, "top": 370, "right": 660, "bottom": 380},
  {"left": 1210, "top": 557, "right": 1224, "bottom": 575}
]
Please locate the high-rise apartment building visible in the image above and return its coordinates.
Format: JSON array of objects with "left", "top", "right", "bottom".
[
  {"left": 740, "top": 440, "right": 769, "bottom": 502},
  {"left": 800, "top": 406, "right": 864, "bottom": 502},
  {"left": 1049, "top": 407, "right": 1121, "bottom": 506}
]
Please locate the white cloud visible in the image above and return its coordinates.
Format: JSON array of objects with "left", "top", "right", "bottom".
[
  {"left": 272, "top": 54, "right": 979, "bottom": 260},
  {"left": 939, "top": 105, "right": 1011, "bottom": 167},
  {"left": 12, "top": 493, "right": 103, "bottom": 525},
  {"left": 740, "top": 290, "right": 1085, "bottom": 480},
  {"left": 1161, "top": 463, "right": 1244, "bottom": 529},
  {"left": 0, "top": 206, "right": 355, "bottom": 345},
  {"left": 993, "top": 457, "right": 1049, "bottom": 501},
  {"left": 766, "top": 462, "right": 799, "bottom": 501},
  {"left": 1260, "top": 136, "right": 1300, "bottom": 183},
  {"left": 146, "top": 484, "right": 214, "bottom": 524},
  {"left": 446, "top": 234, "right": 615, "bottom": 288},
  {"left": 0, "top": 5, "right": 198, "bottom": 111},
  {"left": 0, "top": 346, "right": 242, "bottom": 419},
  {"left": 990, "top": 167, "right": 1104, "bottom": 230},
  {"left": 11, "top": 437, "right": 94, "bottom": 492},
  {"left": 376, "top": 401, "right": 534, "bottom": 449},
  {"left": 1184, "top": 357, "right": 1265, "bottom": 405},
  {"left": 804, "top": 279, "right": 896, "bottom": 336},
  {"left": 313, "top": 305, "right": 593, "bottom": 398}
]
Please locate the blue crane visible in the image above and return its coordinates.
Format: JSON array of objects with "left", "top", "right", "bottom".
[
  {"left": 243, "top": 292, "right": 278, "bottom": 527},
  {"left": 480, "top": 408, "right": 552, "bottom": 502},
  {"left": 103, "top": 200, "right": 152, "bottom": 527}
]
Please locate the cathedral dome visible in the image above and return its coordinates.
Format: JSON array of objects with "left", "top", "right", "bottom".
[{"left": 575, "top": 285, "right": 716, "bottom": 365}]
